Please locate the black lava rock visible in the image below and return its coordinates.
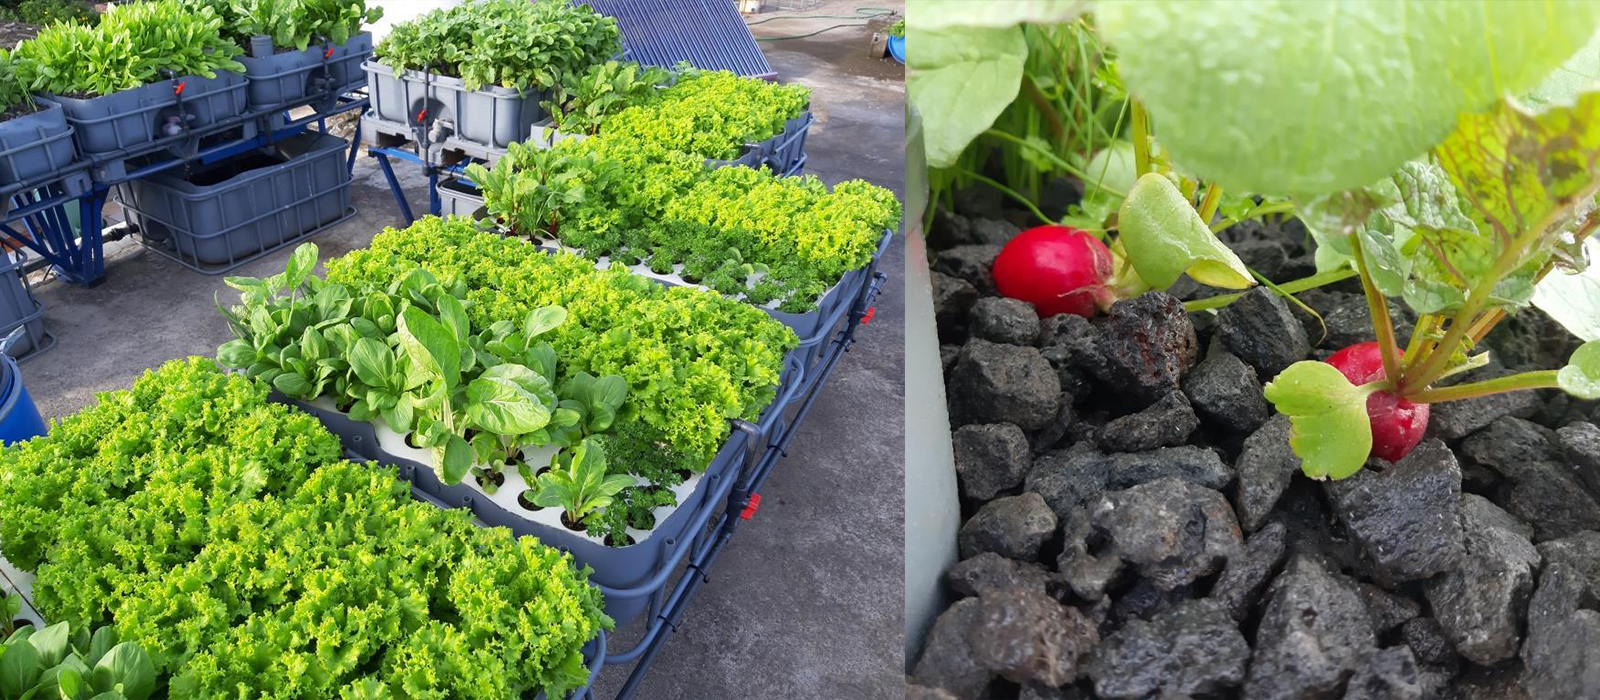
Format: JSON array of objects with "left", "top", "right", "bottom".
[
  {"left": 1213, "top": 522, "right": 1289, "bottom": 621},
  {"left": 946, "top": 552, "right": 1056, "bottom": 599},
  {"left": 1520, "top": 562, "right": 1600, "bottom": 700},
  {"left": 912, "top": 598, "right": 991, "bottom": 700},
  {"left": 952, "top": 423, "right": 1032, "bottom": 501},
  {"left": 948, "top": 339, "right": 1062, "bottom": 431},
  {"left": 1341, "top": 646, "right": 1425, "bottom": 700},
  {"left": 929, "top": 209, "right": 975, "bottom": 249},
  {"left": 1093, "top": 292, "right": 1199, "bottom": 406},
  {"left": 1243, "top": 556, "right": 1376, "bottom": 700},
  {"left": 933, "top": 271, "right": 979, "bottom": 339},
  {"left": 1216, "top": 287, "right": 1311, "bottom": 378},
  {"left": 969, "top": 217, "right": 1021, "bottom": 246},
  {"left": 1556, "top": 421, "right": 1600, "bottom": 497},
  {"left": 1462, "top": 416, "right": 1600, "bottom": 540},
  {"left": 1086, "top": 599, "right": 1249, "bottom": 699},
  {"left": 1235, "top": 415, "right": 1302, "bottom": 532},
  {"left": 952, "top": 185, "right": 1004, "bottom": 221},
  {"left": 958, "top": 492, "right": 1057, "bottom": 561},
  {"left": 1317, "top": 294, "right": 1415, "bottom": 351},
  {"left": 1359, "top": 582, "right": 1421, "bottom": 636},
  {"left": 969, "top": 297, "right": 1040, "bottom": 346},
  {"left": 1423, "top": 494, "right": 1540, "bottom": 666},
  {"left": 934, "top": 244, "right": 1003, "bottom": 296},
  {"left": 1058, "top": 478, "right": 1243, "bottom": 600},
  {"left": 1027, "top": 442, "right": 1232, "bottom": 523},
  {"left": 1538, "top": 531, "right": 1600, "bottom": 594},
  {"left": 1095, "top": 390, "right": 1199, "bottom": 452},
  {"left": 1183, "top": 349, "right": 1271, "bottom": 433},
  {"left": 1400, "top": 618, "right": 1457, "bottom": 667},
  {"left": 1428, "top": 366, "right": 1542, "bottom": 441},
  {"left": 1325, "top": 439, "right": 1466, "bottom": 583},
  {"left": 969, "top": 589, "right": 1099, "bottom": 688}
]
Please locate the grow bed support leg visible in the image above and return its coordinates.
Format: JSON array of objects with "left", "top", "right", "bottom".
[{"left": 370, "top": 150, "right": 415, "bottom": 226}]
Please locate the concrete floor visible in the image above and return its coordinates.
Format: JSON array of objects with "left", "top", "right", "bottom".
[{"left": 19, "top": 3, "right": 906, "bottom": 698}]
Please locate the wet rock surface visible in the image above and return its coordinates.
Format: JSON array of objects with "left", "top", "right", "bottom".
[{"left": 921, "top": 205, "right": 1600, "bottom": 699}]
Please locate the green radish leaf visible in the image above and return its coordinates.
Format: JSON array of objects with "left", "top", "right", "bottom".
[
  {"left": 1356, "top": 216, "right": 1408, "bottom": 297},
  {"left": 1084, "top": 141, "right": 1137, "bottom": 198},
  {"left": 440, "top": 435, "right": 473, "bottom": 485},
  {"left": 1098, "top": 1, "right": 1600, "bottom": 198},
  {"left": 1118, "top": 173, "right": 1253, "bottom": 290},
  {"left": 1529, "top": 26, "right": 1600, "bottom": 107},
  {"left": 908, "top": 25, "right": 1027, "bottom": 168},
  {"left": 907, "top": 0, "right": 1084, "bottom": 30},
  {"left": 1558, "top": 341, "right": 1600, "bottom": 399},
  {"left": 1263, "top": 361, "right": 1380, "bottom": 481},
  {"left": 1534, "top": 239, "right": 1600, "bottom": 341}
]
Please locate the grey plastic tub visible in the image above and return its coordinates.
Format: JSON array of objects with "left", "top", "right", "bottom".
[
  {"left": 285, "top": 354, "right": 802, "bottom": 626},
  {"left": 767, "top": 110, "right": 813, "bottom": 175},
  {"left": 244, "top": 32, "right": 373, "bottom": 112},
  {"left": 326, "top": 32, "right": 373, "bottom": 96},
  {"left": 364, "top": 60, "right": 549, "bottom": 152},
  {"left": 41, "top": 71, "right": 249, "bottom": 156},
  {"left": 438, "top": 176, "right": 487, "bottom": 219},
  {"left": 116, "top": 131, "right": 352, "bottom": 270},
  {"left": 0, "top": 101, "right": 87, "bottom": 196},
  {"left": 0, "top": 251, "right": 48, "bottom": 360}
]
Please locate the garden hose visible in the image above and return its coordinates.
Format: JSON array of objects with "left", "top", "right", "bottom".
[{"left": 746, "top": 6, "right": 899, "bottom": 41}]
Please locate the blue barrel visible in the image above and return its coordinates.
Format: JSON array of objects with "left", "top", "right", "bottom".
[
  {"left": 0, "top": 352, "right": 46, "bottom": 444},
  {"left": 888, "top": 35, "right": 905, "bottom": 64}
]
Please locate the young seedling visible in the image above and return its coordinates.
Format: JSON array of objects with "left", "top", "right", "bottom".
[
  {"left": 530, "top": 437, "right": 634, "bottom": 530},
  {"left": 1266, "top": 94, "right": 1600, "bottom": 479}
]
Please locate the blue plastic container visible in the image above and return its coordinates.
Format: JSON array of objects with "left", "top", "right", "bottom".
[
  {"left": 0, "top": 353, "right": 46, "bottom": 444},
  {"left": 889, "top": 35, "right": 905, "bottom": 64}
]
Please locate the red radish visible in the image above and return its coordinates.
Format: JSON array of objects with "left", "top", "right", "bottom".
[
  {"left": 992, "top": 226, "right": 1116, "bottom": 318},
  {"left": 1324, "top": 342, "right": 1430, "bottom": 463}
]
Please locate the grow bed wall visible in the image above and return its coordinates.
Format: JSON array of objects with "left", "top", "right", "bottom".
[
  {"left": 41, "top": 71, "right": 250, "bottom": 158},
  {"left": 0, "top": 101, "right": 89, "bottom": 200},
  {"left": 0, "top": 251, "right": 50, "bottom": 361},
  {"left": 241, "top": 31, "right": 374, "bottom": 112},
  {"left": 364, "top": 59, "right": 550, "bottom": 154}
]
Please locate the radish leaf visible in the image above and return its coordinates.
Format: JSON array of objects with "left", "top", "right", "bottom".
[
  {"left": 1118, "top": 173, "right": 1253, "bottom": 290},
  {"left": 1559, "top": 341, "right": 1600, "bottom": 399},
  {"left": 908, "top": 25, "right": 1027, "bottom": 168},
  {"left": 1264, "top": 361, "right": 1379, "bottom": 480}
]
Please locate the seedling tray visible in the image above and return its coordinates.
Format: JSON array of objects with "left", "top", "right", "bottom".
[
  {"left": 116, "top": 130, "right": 354, "bottom": 273},
  {"left": 0, "top": 101, "right": 89, "bottom": 198},
  {"left": 40, "top": 71, "right": 249, "bottom": 157},
  {"left": 364, "top": 59, "right": 550, "bottom": 153},
  {"left": 284, "top": 354, "right": 803, "bottom": 626}
]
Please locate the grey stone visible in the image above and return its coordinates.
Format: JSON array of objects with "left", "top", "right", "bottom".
[
  {"left": 1058, "top": 478, "right": 1243, "bottom": 599},
  {"left": 1538, "top": 531, "right": 1600, "bottom": 597},
  {"left": 969, "top": 589, "right": 1098, "bottom": 688},
  {"left": 958, "top": 492, "right": 1058, "bottom": 561},
  {"left": 1026, "top": 443, "right": 1232, "bottom": 523},
  {"left": 952, "top": 184, "right": 1004, "bottom": 221},
  {"left": 1318, "top": 294, "right": 1415, "bottom": 351},
  {"left": 1235, "top": 415, "right": 1301, "bottom": 533},
  {"left": 911, "top": 598, "right": 991, "bottom": 700},
  {"left": 1520, "top": 563, "right": 1600, "bottom": 700},
  {"left": 1341, "top": 646, "right": 1425, "bottom": 700},
  {"left": 1557, "top": 421, "right": 1600, "bottom": 497},
  {"left": 1424, "top": 494, "right": 1541, "bottom": 666},
  {"left": 1095, "top": 390, "right": 1199, "bottom": 453},
  {"left": 1037, "top": 313, "right": 1109, "bottom": 380},
  {"left": 948, "top": 339, "right": 1062, "bottom": 430},
  {"left": 1093, "top": 292, "right": 1199, "bottom": 405},
  {"left": 932, "top": 271, "right": 979, "bottom": 339},
  {"left": 934, "top": 244, "right": 1003, "bottom": 296},
  {"left": 1400, "top": 618, "right": 1456, "bottom": 666},
  {"left": 1428, "top": 367, "right": 1541, "bottom": 440},
  {"left": 952, "top": 423, "right": 1031, "bottom": 501},
  {"left": 1243, "top": 556, "right": 1376, "bottom": 700},
  {"left": 905, "top": 683, "right": 958, "bottom": 700},
  {"left": 1217, "top": 287, "right": 1311, "bottom": 378},
  {"left": 969, "top": 297, "right": 1040, "bottom": 346},
  {"left": 928, "top": 208, "right": 974, "bottom": 249},
  {"left": 1183, "top": 349, "right": 1271, "bottom": 433},
  {"left": 969, "top": 217, "right": 1021, "bottom": 246},
  {"left": 1214, "top": 522, "right": 1289, "bottom": 621},
  {"left": 946, "top": 552, "right": 1055, "bottom": 599},
  {"left": 1325, "top": 440, "right": 1466, "bottom": 583},
  {"left": 1463, "top": 417, "right": 1600, "bottom": 540},
  {"left": 1358, "top": 582, "right": 1421, "bottom": 635},
  {"left": 1086, "top": 599, "right": 1249, "bottom": 699}
]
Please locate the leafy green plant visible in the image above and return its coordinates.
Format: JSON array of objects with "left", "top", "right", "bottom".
[
  {"left": 887, "top": 19, "right": 905, "bottom": 38},
  {"left": 0, "top": 622, "right": 160, "bottom": 700},
  {"left": 542, "top": 60, "right": 671, "bottom": 136},
  {"left": 374, "top": 0, "right": 620, "bottom": 93},
  {"left": 0, "top": 0, "right": 95, "bottom": 26},
  {"left": 12, "top": 0, "right": 244, "bottom": 98},
  {"left": 531, "top": 437, "right": 633, "bottom": 528},
  {"left": 0, "top": 358, "right": 609, "bottom": 699},
  {"left": 467, "top": 142, "right": 618, "bottom": 239},
  {"left": 201, "top": 0, "right": 382, "bottom": 51},
  {"left": 598, "top": 68, "right": 811, "bottom": 160}
]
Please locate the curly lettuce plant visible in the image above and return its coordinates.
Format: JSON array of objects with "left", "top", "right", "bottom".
[
  {"left": 374, "top": 0, "right": 620, "bottom": 93},
  {"left": 598, "top": 68, "right": 811, "bottom": 160},
  {"left": 12, "top": 0, "right": 243, "bottom": 98}
]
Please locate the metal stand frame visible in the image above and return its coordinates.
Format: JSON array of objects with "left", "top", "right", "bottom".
[{"left": 0, "top": 89, "right": 369, "bottom": 286}]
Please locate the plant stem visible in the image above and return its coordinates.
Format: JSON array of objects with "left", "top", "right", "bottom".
[
  {"left": 1130, "top": 99, "right": 1151, "bottom": 177},
  {"left": 1350, "top": 233, "right": 1402, "bottom": 385},
  {"left": 1210, "top": 201, "right": 1297, "bottom": 233},
  {"left": 1467, "top": 308, "right": 1507, "bottom": 343},
  {"left": 1406, "top": 370, "right": 1559, "bottom": 404},
  {"left": 953, "top": 166, "right": 1053, "bottom": 226},
  {"left": 1183, "top": 267, "right": 1358, "bottom": 313},
  {"left": 1196, "top": 184, "right": 1224, "bottom": 224},
  {"left": 1403, "top": 314, "right": 1438, "bottom": 368},
  {"left": 981, "top": 129, "right": 1115, "bottom": 194},
  {"left": 1021, "top": 75, "right": 1067, "bottom": 141}
]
